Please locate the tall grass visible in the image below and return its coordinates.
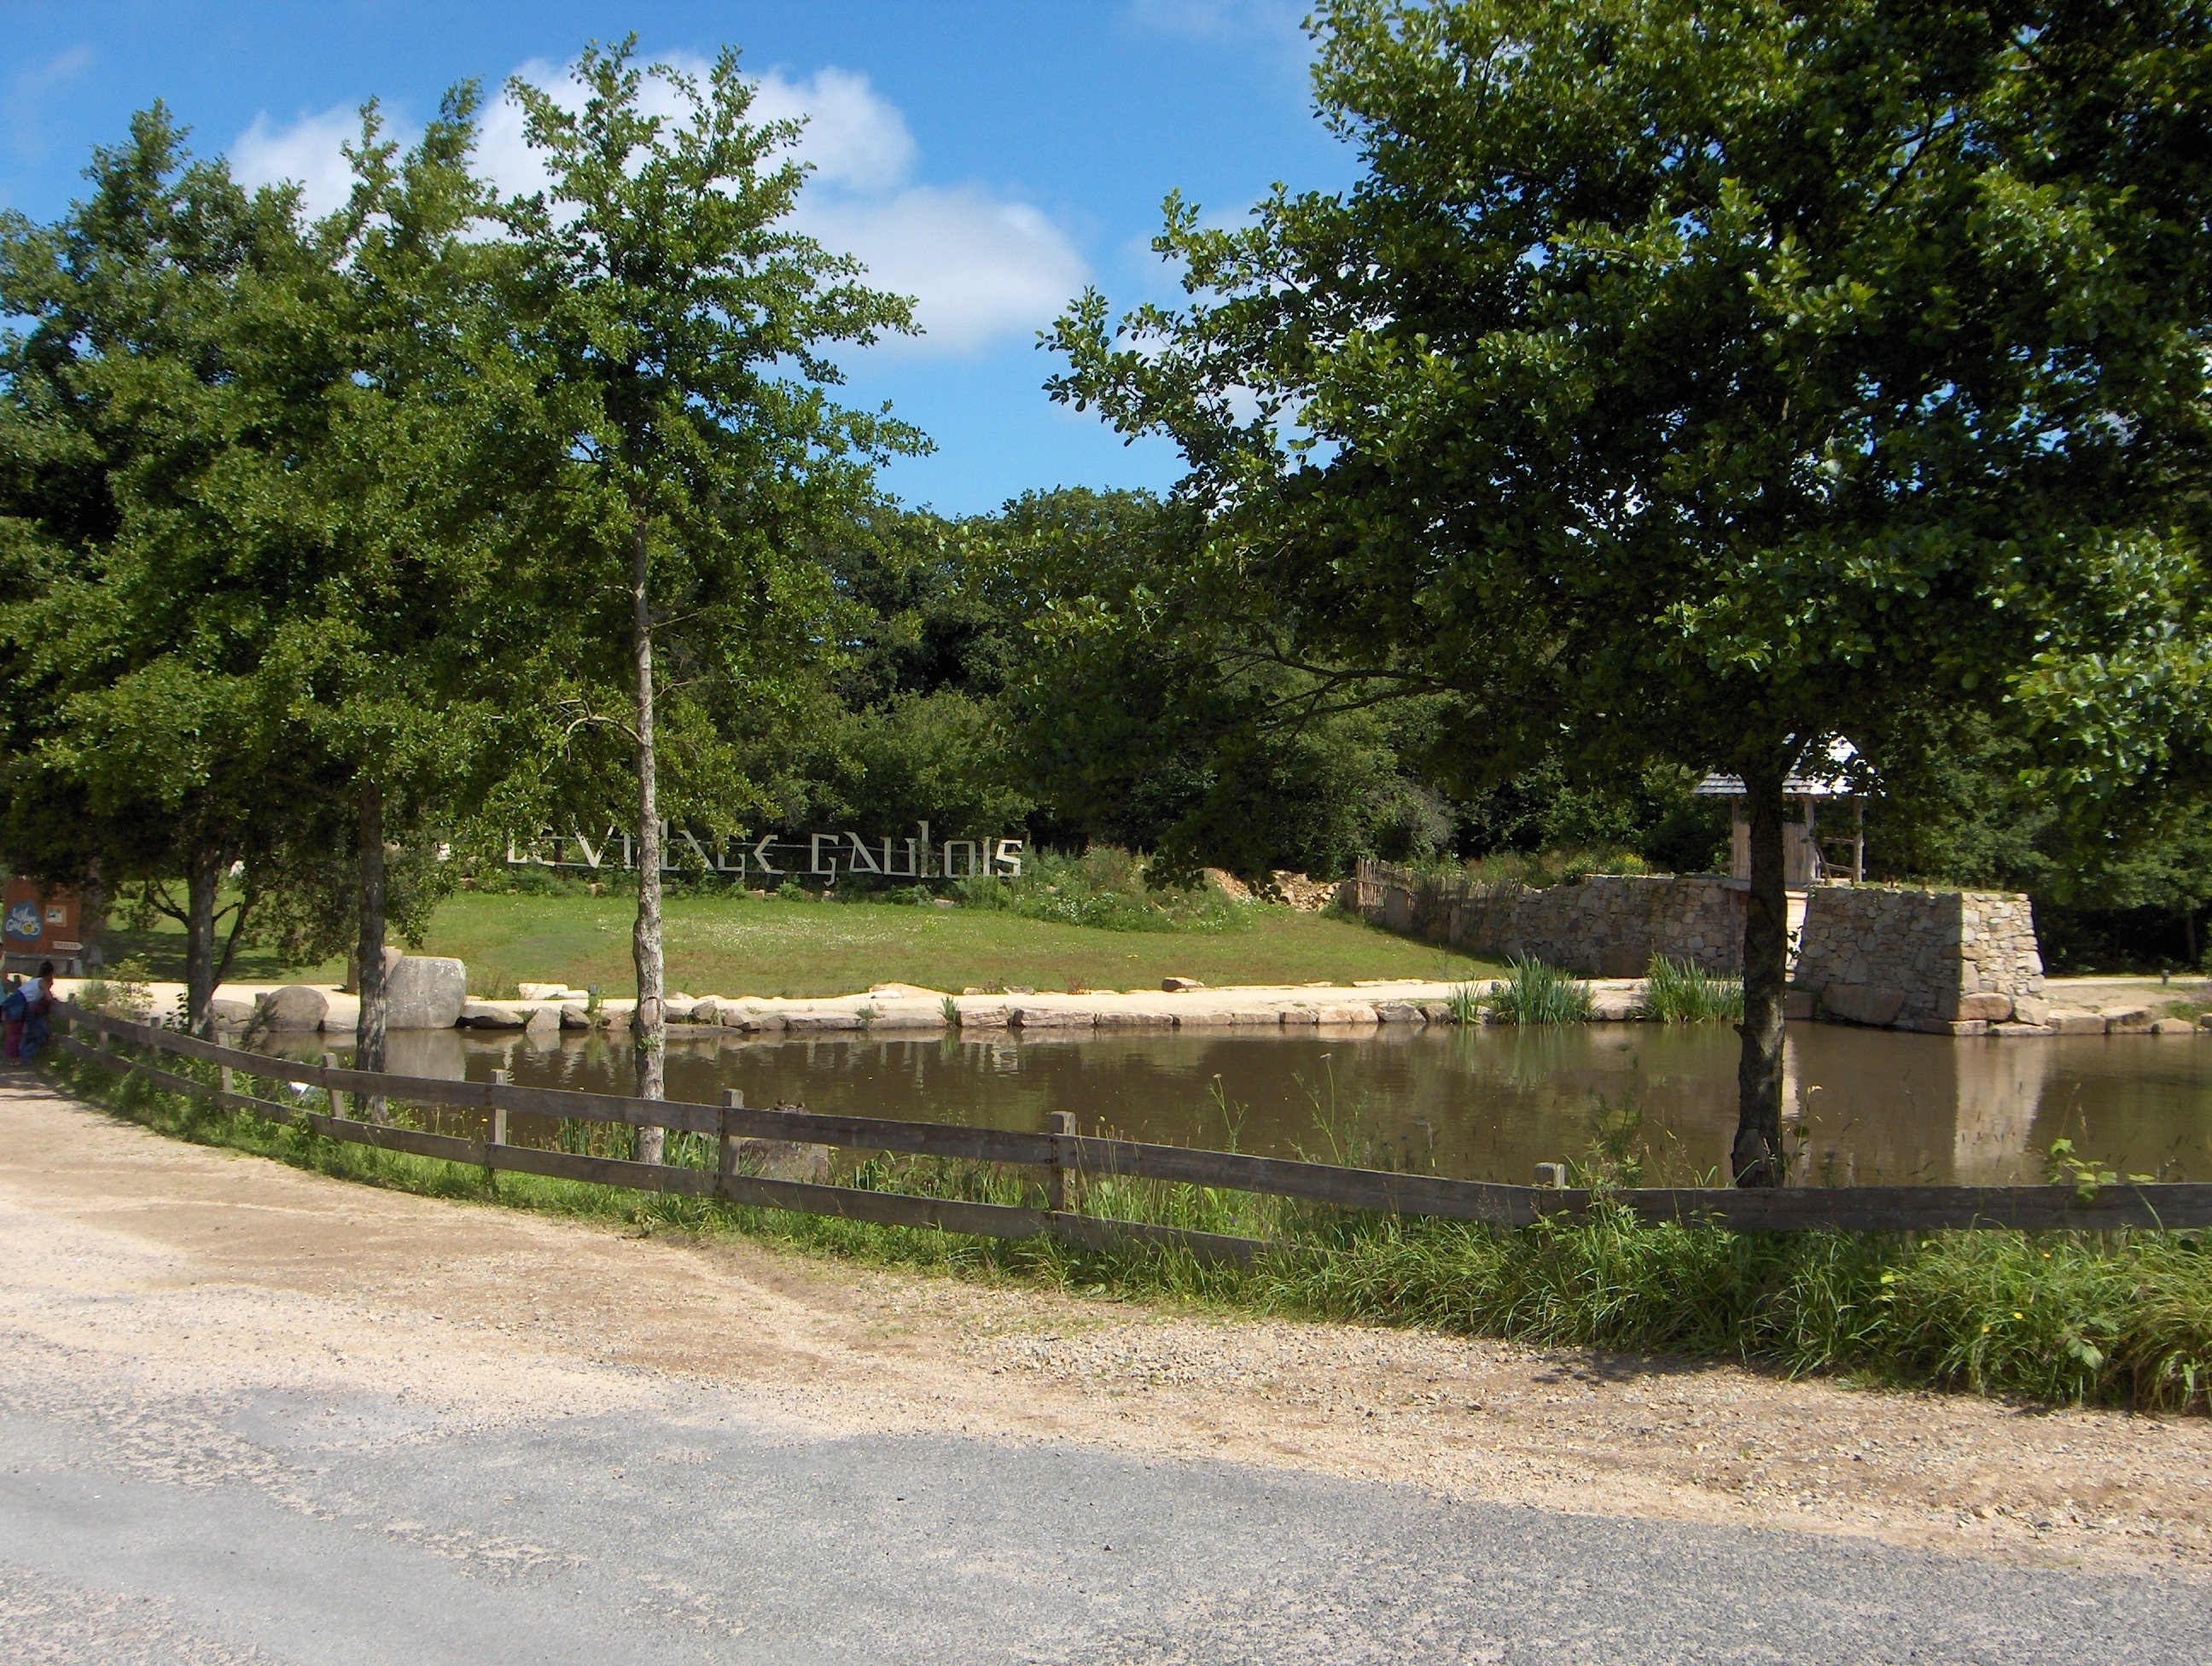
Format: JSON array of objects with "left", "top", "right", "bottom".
[
  {"left": 1639, "top": 955, "right": 1744, "bottom": 1023},
  {"left": 1481, "top": 955, "right": 1593, "bottom": 1024},
  {"left": 47, "top": 1050, "right": 2212, "bottom": 1414}
]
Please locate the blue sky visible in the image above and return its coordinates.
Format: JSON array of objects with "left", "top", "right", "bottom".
[{"left": 0, "top": 1, "right": 1355, "bottom": 516}]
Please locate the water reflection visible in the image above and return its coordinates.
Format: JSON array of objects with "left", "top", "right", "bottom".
[{"left": 325, "top": 1023, "right": 2212, "bottom": 1185}]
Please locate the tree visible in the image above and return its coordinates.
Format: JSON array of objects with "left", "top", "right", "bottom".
[
  {"left": 507, "top": 41, "right": 921, "bottom": 1150},
  {"left": 248, "top": 90, "right": 527, "bottom": 1080},
  {"left": 1052, "top": 0, "right": 2212, "bottom": 1181},
  {"left": 0, "top": 108, "right": 324, "bottom": 1031}
]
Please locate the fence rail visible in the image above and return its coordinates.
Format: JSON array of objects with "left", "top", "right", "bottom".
[{"left": 54, "top": 1002, "right": 2212, "bottom": 1244}]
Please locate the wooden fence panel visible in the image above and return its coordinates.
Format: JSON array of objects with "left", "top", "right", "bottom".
[{"left": 55, "top": 1003, "right": 2212, "bottom": 1237}]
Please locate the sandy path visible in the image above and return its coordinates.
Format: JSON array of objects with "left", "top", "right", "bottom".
[{"left": 3, "top": 1071, "right": 2209, "bottom": 1582}]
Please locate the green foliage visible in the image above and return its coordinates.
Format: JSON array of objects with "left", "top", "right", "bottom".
[
  {"left": 1482, "top": 956, "right": 1592, "bottom": 1025},
  {"left": 951, "top": 845, "right": 1249, "bottom": 935},
  {"left": 1640, "top": 957, "right": 1744, "bottom": 1025}
]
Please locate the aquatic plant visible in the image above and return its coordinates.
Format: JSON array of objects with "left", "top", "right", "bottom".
[
  {"left": 1481, "top": 956, "right": 1592, "bottom": 1025},
  {"left": 1639, "top": 955, "right": 1743, "bottom": 1023}
]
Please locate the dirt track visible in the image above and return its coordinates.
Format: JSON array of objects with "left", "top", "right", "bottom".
[{"left": 3, "top": 1071, "right": 2209, "bottom": 1582}]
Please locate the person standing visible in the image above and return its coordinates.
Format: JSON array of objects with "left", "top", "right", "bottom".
[
  {"left": 19, "top": 960, "right": 54, "bottom": 1061},
  {"left": 1, "top": 973, "right": 22, "bottom": 1062}
]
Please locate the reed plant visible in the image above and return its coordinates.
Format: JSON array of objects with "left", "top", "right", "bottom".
[
  {"left": 1639, "top": 955, "right": 1743, "bottom": 1023},
  {"left": 1481, "top": 955, "right": 1592, "bottom": 1024},
  {"left": 49, "top": 1049, "right": 2212, "bottom": 1414}
]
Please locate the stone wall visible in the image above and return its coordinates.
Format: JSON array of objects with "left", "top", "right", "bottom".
[
  {"left": 1344, "top": 863, "right": 2046, "bottom": 1032},
  {"left": 1792, "top": 886, "right": 2044, "bottom": 1032},
  {"left": 1345, "top": 864, "right": 1745, "bottom": 976}
]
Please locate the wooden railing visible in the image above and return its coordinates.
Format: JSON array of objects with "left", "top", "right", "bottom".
[{"left": 54, "top": 1002, "right": 2212, "bottom": 1244}]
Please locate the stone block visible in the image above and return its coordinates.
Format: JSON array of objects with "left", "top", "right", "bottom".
[
  {"left": 689, "top": 997, "right": 722, "bottom": 1023},
  {"left": 1312, "top": 1003, "right": 1379, "bottom": 1026},
  {"left": 523, "top": 1005, "right": 560, "bottom": 1035},
  {"left": 1372, "top": 1002, "right": 1427, "bottom": 1024},
  {"left": 2045, "top": 1008, "right": 2108, "bottom": 1034},
  {"left": 719, "top": 1008, "right": 785, "bottom": 1033},
  {"left": 1008, "top": 1006, "right": 1093, "bottom": 1030},
  {"left": 2152, "top": 1017, "right": 2199, "bottom": 1035},
  {"left": 459, "top": 1000, "right": 526, "bottom": 1029},
  {"left": 1278, "top": 1006, "right": 1323, "bottom": 1026},
  {"left": 1820, "top": 983, "right": 1905, "bottom": 1028},
  {"left": 1954, "top": 991, "right": 2014, "bottom": 1022},
  {"left": 386, "top": 955, "right": 467, "bottom": 1030},
  {"left": 1092, "top": 1008, "right": 1178, "bottom": 1029},
  {"left": 1419, "top": 1001, "right": 1462, "bottom": 1024},
  {"left": 1589, "top": 993, "right": 1640, "bottom": 1022},
  {"left": 2100, "top": 1005, "right": 2155, "bottom": 1033},
  {"left": 207, "top": 995, "right": 254, "bottom": 1028},
  {"left": 2012, "top": 995, "right": 2051, "bottom": 1026},
  {"left": 954, "top": 1005, "right": 1009, "bottom": 1029},
  {"left": 517, "top": 982, "right": 569, "bottom": 1001},
  {"left": 254, "top": 985, "right": 329, "bottom": 1032},
  {"left": 559, "top": 1003, "right": 590, "bottom": 1030},
  {"left": 783, "top": 1011, "right": 866, "bottom": 1032},
  {"left": 1993, "top": 1021, "right": 2055, "bottom": 1037},
  {"left": 1161, "top": 976, "right": 1205, "bottom": 993}
]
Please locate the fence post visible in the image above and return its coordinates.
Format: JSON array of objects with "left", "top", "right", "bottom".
[
  {"left": 322, "top": 1052, "right": 345, "bottom": 1121},
  {"left": 719, "top": 1090, "right": 743, "bottom": 1192},
  {"left": 218, "top": 1063, "right": 234, "bottom": 1107},
  {"left": 490, "top": 1068, "right": 511, "bottom": 1147},
  {"left": 1046, "top": 1110, "right": 1074, "bottom": 1215}
]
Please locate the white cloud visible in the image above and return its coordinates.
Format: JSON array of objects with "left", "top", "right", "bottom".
[
  {"left": 751, "top": 67, "right": 916, "bottom": 194},
  {"left": 800, "top": 186, "right": 1086, "bottom": 354},
  {"left": 227, "top": 55, "right": 1080, "bottom": 357},
  {"left": 230, "top": 105, "right": 365, "bottom": 219}
]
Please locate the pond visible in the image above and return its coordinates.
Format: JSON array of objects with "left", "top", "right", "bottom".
[{"left": 340, "top": 1023, "right": 2212, "bottom": 1187}]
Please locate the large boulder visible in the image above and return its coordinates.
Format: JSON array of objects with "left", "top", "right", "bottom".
[
  {"left": 254, "top": 985, "right": 329, "bottom": 1033},
  {"left": 385, "top": 955, "right": 467, "bottom": 1030},
  {"left": 253, "top": 987, "right": 325, "bottom": 1026}
]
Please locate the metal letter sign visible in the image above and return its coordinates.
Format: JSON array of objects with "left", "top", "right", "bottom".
[{"left": 505, "top": 823, "right": 1023, "bottom": 881}]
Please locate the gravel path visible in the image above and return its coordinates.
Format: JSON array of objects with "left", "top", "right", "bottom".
[{"left": 3, "top": 1073, "right": 2209, "bottom": 1662}]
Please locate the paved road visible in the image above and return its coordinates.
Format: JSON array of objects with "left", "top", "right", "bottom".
[{"left": 5, "top": 1372, "right": 2209, "bottom": 1664}]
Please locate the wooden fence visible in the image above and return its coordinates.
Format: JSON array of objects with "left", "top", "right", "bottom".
[{"left": 54, "top": 1002, "right": 2212, "bottom": 1246}]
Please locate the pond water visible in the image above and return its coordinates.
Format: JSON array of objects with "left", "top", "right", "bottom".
[{"left": 336, "top": 1023, "right": 2212, "bottom": 1186}]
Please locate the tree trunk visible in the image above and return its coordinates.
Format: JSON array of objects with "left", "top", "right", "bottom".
[
  {"left": 1732, "top": 762, "right": 1790, "bottom": 1186},
  {"left": 183, "top": 844, "right": 222, "bottom": 1038},
  {"left": 355, "top": 778, "right": 389, "bottom": 1119},
  {"left": 630, "top": 521, "right": 667, "bottom": 1162}
]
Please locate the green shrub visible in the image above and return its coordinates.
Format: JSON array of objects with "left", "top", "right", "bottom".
[
  {"left": 1482, "top": 955, "right": 1592, "bottom": 1024},
  {"left": 953, "top": 846, "right": 1250, "bottom": 935},
  {"left": 1639, "top": 955, "right": 1743, "bottom": 1023}
]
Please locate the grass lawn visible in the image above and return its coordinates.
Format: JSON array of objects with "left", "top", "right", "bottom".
[{"left": 103, "top": 891, "right": 1499, "bottom": 998}]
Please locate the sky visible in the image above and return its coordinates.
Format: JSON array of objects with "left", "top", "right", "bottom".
[{"left": 0, "top": 0, "right": 1357, "bottom": 516}]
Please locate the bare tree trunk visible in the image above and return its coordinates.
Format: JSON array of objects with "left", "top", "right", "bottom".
[
  {"left": 1732, "top": 761, "right": 1790, "bottom": 1186},
  {"left": 355, "top": 778, "right": 388, "bottom": 1119},
  {"left": 630, "top": 521, "right": 667, "bottom": 1162},
  {"left": 183, "top": 845, "right": 222, "bottom": 1038}
]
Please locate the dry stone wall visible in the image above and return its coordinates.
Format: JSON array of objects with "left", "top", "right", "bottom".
[
  {"left": 1344, "top": 864, "right": 1744, "bottom": 976},
  {"left": 1344, "top": 863, "right": 2046, "bottom": 1033},
  {"left": 1793, "top": 886, "right": 2044, "bottom": 1033}
]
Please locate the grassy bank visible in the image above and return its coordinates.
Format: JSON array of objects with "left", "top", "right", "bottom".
[
  {"left": 101, "top": 889, "right": 1498, "bottom": 998},
  {"left": 51, "top": 1051, "right": 2212, "bottom": 1415}
]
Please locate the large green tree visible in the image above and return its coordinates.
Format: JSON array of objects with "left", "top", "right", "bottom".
[
  {"left": 1053, "top": 0, "right": 2212, "bottom": 1182},
  {"left": 250, "top": 90, "right": 530, "bottom": 1078},
  {"left": 507, "top": 41, "right": 921, "bottom": 1149},
  {"left": 0, "top": 109, "right": 323, "bottom": 1030}
]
